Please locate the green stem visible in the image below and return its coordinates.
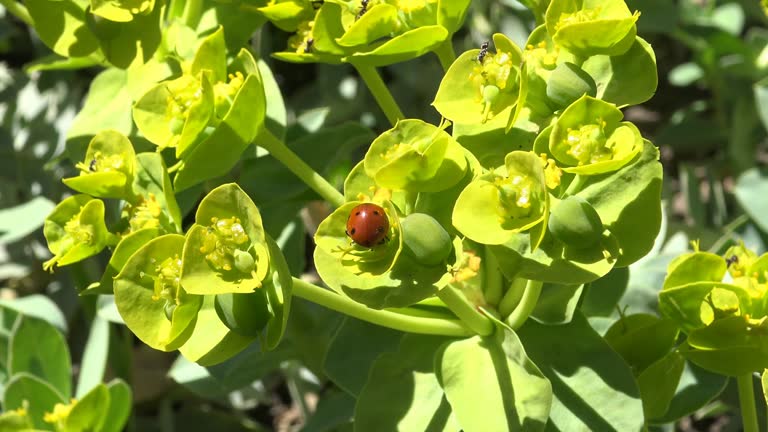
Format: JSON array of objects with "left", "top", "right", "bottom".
[
  {"left": 181, "top": 0, "right": 203, "bottom": 29},
  {"left": 258, "top": 129, "right": 345, "bottom": 208},
  {"left": 291, "top": 278, "right": 472, "bottom": 336},
  {"left": 437, "top": 285, "right": 494, "bottom": 336},
  {"left": 353, "top": 63, "right": 405, "bottom": 126},
  {"left": 434, "top": 40, "right": 456, "bottom": 72},
  {"left": 0, "top": 0, "right": 33, "bottom": 26},
  {"left": 506, "top": 280, "right": 543, "bottom": 330},
  {"left": 483, "top": 247, "right": 503, "bottom": 306},
  {"left": 737, "top": 374, "right": 759, "bottom": 432},
  {"left": 498, "top": 277, "right": 527, "bottom": 318},
  {"left": 564, "top": 174, "right": 586, "bottom": 197}
]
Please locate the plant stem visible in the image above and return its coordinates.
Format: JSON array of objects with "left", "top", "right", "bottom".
[
  {"left": 737, "top": 373, "right": 759, "bottom": 432},
  {"left": 0, "top": 0, "right": 33, "bottom": 26},
  {"left": 434, "top": 40, "right": 456, "bottom": 72},
  {"left": 353, "top": 63, "right": 405, "bottom": 126},
  {"left": 564, "top": 174, "right": 586, "bottom": 197},
  {"left": 498, "top": 277, "right": 527, "bottom": 318},
  {"left": 258, "top": 129, "right": 345, "bottom": 208},
  {"left": 181, "top": 0, "right": 204, "bottom": 28},
  {"left": 483, "top": 247, "right": 503, "bottom": 306},
  {"left": 437, "top": 284, "right": 494, "bottom": 336},
  {"left": 291, "top": 277, "right": 473, "bottom": 336},
  {"left": 506, "top": 280, "right": 543, "bottom": 329}
]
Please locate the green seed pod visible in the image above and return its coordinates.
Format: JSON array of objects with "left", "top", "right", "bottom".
[
  {"left": 233, "top": 249, "right": 255, "bottom": 273},
  {"left": 163, "top": 301, "right": 177, "bottom": 322},
  {"left": 400, "top": 213, "right": 453, "bottom": 267},
  {"left": 546, "top": 62, "right": 597, "bottom": 110},
  {"left": 549, "top": 196, "right": 603, "bottom": 248},
  {"left": 214, "top": 291, "right": 271, "bottom": 337}
]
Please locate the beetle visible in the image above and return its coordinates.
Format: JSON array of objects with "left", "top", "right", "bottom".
[
  {"left": 345, "top": 203, "right": 389, "bottom": 248},
  {"left": 477, "top": 41, "right": 490, "bottom": 64}
]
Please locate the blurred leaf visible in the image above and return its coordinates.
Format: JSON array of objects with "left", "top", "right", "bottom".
[
  {"left": 651, "top": 361, "right": 727, "bottom": 424},
  {"left": 519, "top": 313, "right": 644, "bottom": 431},
  {"left": 102, "top": 379, "right": 132, "bottom": 432},
  {"left": 0, "top": 197, "right": 55, "bottom": 244},
  {"left": 669, "top": 63, "right": 704, "bottom": 87},
  {"left": 735, "top": 169, "right": 768, "bottom": 234},
  {"left": 3, "top": 373, "right": 66, "bottom": 429},
  {"left": 323, "top": 317, "right": 402, "bottom": 396},
  {"left": 75, "top": 316, "right": 109, "bottom": 398},
  {"left": 0, "top": 295, "right": 67, "bottom": 332},
  {"left": 9, "top": 315, "right": 71, "bottom": 398}
]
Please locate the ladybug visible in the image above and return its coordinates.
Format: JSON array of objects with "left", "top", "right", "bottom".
[{"left": 346, "top": 203, "right": 389, "bottom": 248}]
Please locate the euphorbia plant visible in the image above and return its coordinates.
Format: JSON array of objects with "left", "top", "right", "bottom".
[{"left": 15, "top": 0, "right": 727, "bottom": 428}]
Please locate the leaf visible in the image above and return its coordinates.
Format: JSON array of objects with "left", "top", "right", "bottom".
[
  {"left": 102, "top": 379, "right": 132, "bottom": 432},
  {"left": 437, "top": 0, "right": 471, "bottom": 34},
  {"left": 438, "top": 329, "right": 552, "bottom": 432},
  {"left": 93, "top": 1, "right": 164, "bottom": 69},
  {"left": 191, "top": 27, "right": 227, "bottom": 83},
  {"left": 348, "top": 26, "right": 449, "bottom": 67},
  {"left": 132, "top": 152, "right": 183, "bottom": 231},
  {"left": 25, "top": 0, "right": 99, "bottom": 57},
  {"left": 355, "top": 334, "right": 461, "bottom": 432},
  {"left": 518, "top": 313, "right": 644, "bottom": 431},
  {"left": 3, "top": 373, "right": 66, "bottom": 429},
  {"left": 650, "top": 361, "right": 727, "bottom": 424},
  {"left": 63, "top": 129, "right": 136, "bottom": 200},
  {"left": 0, "top": 295, "right": 67, "bottom": 332},
  {"left": 735, "top": 168, "right": 768, "bottom": 234},
  {"left": 75, "top": 316, "right": 109, "bottom": 398},
  {"left": 0, "top": 197, "right": 55, "bottom": 244},
  {"left": 323, "top": 317, "right": 403, "bottom": 396},
  {"left": 603, "top": 314, "right": 679, "bottom": 374},
  {"left": 582, "top": 37, "right": 658, "bottom": 106},
  {"left": 88, "top": 228, "right": 160, "bottom": 295},
  {"left": 637, "top": 351, "right": 685, "bottom": 420},
  {"left": 530, "top": 283, "right": 583, "bottom": 324},
  {"left": 262, "top": 235, "right": 293, "bottom": 350},
  {"left": 9, "top": 316, "right": 72, "bottom": 399},
  {"left": 114, "top": 234, "right": 202, "bottom": 351},
  {"left": 66, "top": 383, "right": 110, "bottom": 431}
]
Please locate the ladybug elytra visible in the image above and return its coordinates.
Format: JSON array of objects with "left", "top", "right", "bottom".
[{"left": 346, "top": 203, "right": 389, "bottom": 248}]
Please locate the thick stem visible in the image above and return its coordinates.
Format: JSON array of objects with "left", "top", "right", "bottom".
[
  {"left": 506, "top": 280, "right": 543, "bottom": 330},
  {"left": 564, "top": 174, "right": 586, "bottom": 197},
  {"left": 181, "top": 0, "right": 203, "bottom": 29},
  {"left": 258, "top": 129, "right": 345, "bottom": 208},
  {"left": 437, "top": 285, "right": 494, "bottom": 336},
  {"left": 737, "top": 374, "right": 759, "bottom": 432},
  {"left": 291, "top": 278, "right": 472, "bottom": 337},
  {"left": 498, "top": 277, "right": 527, "bottom": 318},
  {"left": 434, "top": 40, "right": 456, "bottom": 72},
  {"left": 353, "top": 63, "right": 405, "bottom": 126},
  {"left": 0, "top": 0, "right": 33, "bottom": 26},
  {"left": 483, "top": 247, "right": 503, "bottom": 306}
]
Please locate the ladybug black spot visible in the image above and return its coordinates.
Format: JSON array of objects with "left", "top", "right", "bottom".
[{"left": 350, "top": 228, "right": 356, "bottom": 235}]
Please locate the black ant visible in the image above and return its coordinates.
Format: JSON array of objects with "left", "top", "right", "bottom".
[
  {"left": 356, "top": 0, "right": 369, "bottom": 20},
  {"left": 726, "top": 255, "right": 739, "bottom": 267},
  {"left": 304, "top": 38, "right": 314, "bottom": 53},
  {"left": 89, "top": 159, "right": 97, "bottom": 171},
  {"left": 477, "top": 41, "right": 489, "bottom": 64},
  {"left": 311, "top": 0, "right": 323, "bottom": 9}
]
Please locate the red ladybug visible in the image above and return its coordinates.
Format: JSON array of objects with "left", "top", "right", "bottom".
[{"left": 346, "top": 203, "right": 389, "bottom": 248}]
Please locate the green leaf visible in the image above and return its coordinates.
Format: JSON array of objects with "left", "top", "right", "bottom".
[
  {"left": 0, "top": 197, "right": 55, "bottom": 244},
  {"left": 438, "top": 329, "right": 552, "bottom": 432},
  {"left": 637, "top": 351, "right": 685, "bottom": 420},
  {"left": 178, "top": 295, "right": 256, "bottom": 366},
  {"left": 0, "top": 295, "right": 67, "bottom": 332},
  {"left": 530, "top": 283, "right": 583, "bottom": 324},
  {"left": 323, "top": 317, "right": 402, "bottom": 396},
  {"left": 132, "top": 152, "right": 183, "bottom": 232},
  {"left": 453, "top": 151, "right": 547, "bottom": 245},
  {"left": 437, "top": 0, "right": 471, "bottom": 34},
  {"left": 66, "top": 383, "right": 110, "bottom": 432},
  {"left": 735, "top": 168, "right": 768, "bottom": 234},
  {"left": 364, "top": 119, "right": 467, "bottom": 193},
  {"left": 90, "top": 0, "right": 155, "bottom": 22},
  {"left": 651, "top": 361, "right": 727, "bottom": 424},
  {"left": 356, "top": 334, "right": 460, "bottom": 432},
  {"left": 75, "top": 316, "right": 109, "bottom": 398},
  {"left": 262, "top": 235, "right": 293, "bottom": 350},
  {"left": 682, "top": 316, "right": 768, "bottom": 376},
  {"left": 3, "top": 373, "right": 66, "bottom": 429},
  {"left": 63, "top": 130, "right": 136, "bottom": 200},
  {"left": 26, "top": 0, "right": 99, "bottom": 57},
  {"left": 659, "top": 281, "right": 750, "bottom": 333},
  {"left": 518, "top": 313, "right": 644, "bottom": 431},
  {"left": 181, "top": 183, "right": 270, "bottom": 295},
  {"left": 545, "top": 0, "right": 639, "bottom": 56},
  {"left": 346, "top": 25, "right": 448, "bottom": 67},
  {"left": 433, "top": 42, "right": 520, "bottom": 124},
  {"left": 577, "top": 139, "right": 663, "bottom": 267},
  {"left": 258, "top": 59, "right": 288, "bottom": 142},
  {"left": 582, "top": 36, "right": 658, "bottom": 106},
  {"left": 87, "top": 228, "right": 161, "bottom": 295},
  {"left": 174, "top": 50, "right": 267, "bottom": 191},
  {"left": 43, "top": 195, "right": 112, "bottom": 271},
  {"left": 9, "top": 316, "right": 71, "bottom": 398},
  {"left": 336, "top": 4, "right": 399, "bottom": 47},
  {"left": 102, "top": 379, "right": 132, "bottom": 432},
  {"left": 91, "top": 2, "right": 163, "bottom": 69},
  {"left": 67, "top": 68, "right": 134, "bottom": 162},
  {"left": 191, "top": 27, "right": 228, "bottom": 83},
  {"left": 114, "top": 234, "right": 202, "bottom": 351},
  {"left": 603, "top": 314, "right": 679, "bottom": 374}
]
